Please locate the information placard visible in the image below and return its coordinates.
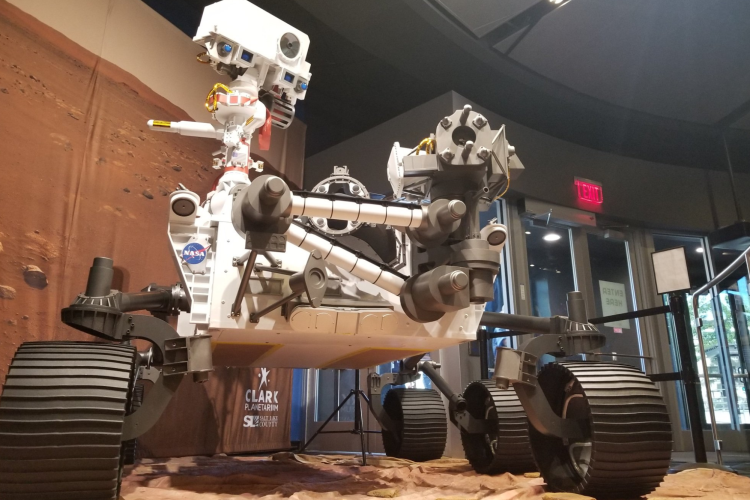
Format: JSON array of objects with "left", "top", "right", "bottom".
[{"left": 599, "top": 280, "right": 629, "bottom": 329}]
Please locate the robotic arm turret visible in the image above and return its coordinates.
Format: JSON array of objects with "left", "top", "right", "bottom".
[{"left": 225, "top": 105, "right": 519, "bottom": 321}]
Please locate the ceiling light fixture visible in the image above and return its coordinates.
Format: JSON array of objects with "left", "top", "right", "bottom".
[
  {"left": 525, "top": 231, "right": 531, "bottom": 235},
  {"left": 696, "top": 247, "right": 704, "bottom": 253},
  {"left": 529, "top": 264, "right": 535, "bottom": 267},
  {"left": 543, "top": 233, "right": 561, "bottom": 242}
]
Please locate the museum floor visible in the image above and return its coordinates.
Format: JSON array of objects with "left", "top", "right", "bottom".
[{"left": 120, "top": 452, "right": 750, "bottom": 500}]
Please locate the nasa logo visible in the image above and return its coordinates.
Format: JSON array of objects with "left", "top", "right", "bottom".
[
  {"left": 182, "top": 243, "right": 208, "bottom": 264},
  {"left": 243, "top": 367, "right": 281, "bottom": 429}
]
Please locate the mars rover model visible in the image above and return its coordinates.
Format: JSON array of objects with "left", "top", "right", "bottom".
[{"left": 0, "top": 1, "right": 672, "bottom": 499}]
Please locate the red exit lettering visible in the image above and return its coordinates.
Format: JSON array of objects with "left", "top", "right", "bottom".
[{"left": 574, "top": 178, "right": 603, "bottom": 204}]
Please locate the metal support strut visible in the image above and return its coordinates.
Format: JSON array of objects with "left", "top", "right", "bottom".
[
  {"left": 300, "top": 372, "right": 381, "bottom": 465},
  {"left": 232, "top": 251, "right": 258, "bottom": 317}
]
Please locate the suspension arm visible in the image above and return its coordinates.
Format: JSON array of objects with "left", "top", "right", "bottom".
[
  {"left": 286, "top": 224, "right": 405, "bottom": 295},
  {"left": 417, "top": 361, "right": 490, "bottom": 434}
]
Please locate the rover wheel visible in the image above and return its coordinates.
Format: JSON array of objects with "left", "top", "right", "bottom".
[
  {"left": 122, "top": 382, "right": 144, "bottom": 465},
  {"left": 0, "top": 341, "right": 138, "bottom": 500},
  {"left": 460, "top": 380, "right": 536, "bottom": 475},
  {"left": 381, "top": 388, "right": 447, "bottom": 462},
  {"left": 529, "top": 362, "right": 672, "bottom": 497}
]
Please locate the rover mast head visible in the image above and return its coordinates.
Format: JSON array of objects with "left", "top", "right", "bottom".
[{"left": 194, "top": 0, "right": 311, "bottom": 129}]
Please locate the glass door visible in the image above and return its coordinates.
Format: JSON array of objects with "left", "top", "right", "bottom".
[
  {"left": 652, "top": 233, "right": 750, "bottom": 431},
  {"left": 521, "top": 217, "right": 578, "bottom": 365},
  {"left": 304, "top": 368, "right": 374, "bottom": 453},
  {"left": 718, "top": 279, "right": 750, "bottom": 425},
  {"left": 586, "top": 233, "right": 643, "bottom": 369},
  {"left": 711, "top": 247, "right": 750, "bottom": 428},
  {"left": 523, "top": 219, "right": 576, "bottom": 318},
  {"left": 315, "top": 369, "right": 357, "bottom": 423},
  {"left": 718, "top": 277, "right": 750, "bottom": 425},
  {"left": 514, "top": 206, "right": 647, "bottom": 371}
]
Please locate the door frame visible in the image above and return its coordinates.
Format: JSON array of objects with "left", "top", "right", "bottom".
[{"left": 636, "top": 230, "right": 750, "bottom": 453}]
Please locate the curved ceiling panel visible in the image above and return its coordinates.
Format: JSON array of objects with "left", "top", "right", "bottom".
[{"left": 294, "top": 0, "right": 750, "bottom": 172}]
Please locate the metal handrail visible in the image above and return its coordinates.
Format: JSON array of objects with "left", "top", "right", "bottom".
[{"left": 691, "top": 243, "right": 750, "bottom": 465}]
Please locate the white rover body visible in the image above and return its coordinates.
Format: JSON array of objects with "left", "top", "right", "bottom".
[
  {"left": 149, "top": 0, "right": 516, "bottom": 371},
  {"left": 166, "top": 177, "right": 490, "bottom": 370}
]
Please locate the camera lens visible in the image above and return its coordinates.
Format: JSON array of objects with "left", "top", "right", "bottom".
[
  {"left": 279, "top": 33, "right": 300, "bottom": 58},
  {"left": 219, "top": 42, "right": 232, "bottom": 57}
]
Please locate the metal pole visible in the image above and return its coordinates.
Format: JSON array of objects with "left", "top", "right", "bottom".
[
  {"left": 722, "top": 134, "right": 744, "bottom": 222},
  {"left": 300, "top": 389, "right": 355, "bottom": 452},
  {"left": 249, "top": 292, "right": 300, "bottom": 322},
  {"left": 354, "top": 373, "right": 367, "bottom": 465},
  {"left": 692, "top": 307, "right": 723, "bottom": 464},
  {"left": 418, "top": 362, "right": 466, "bottom": 411},
  {"left": 478, "top": 329, "right": 490, "bottom": 380},
  {"left": 670, "top": 293, "right": 708, "bottom": 463},
  {"left": 480, "top": 311, "right": 552, "bottom": 334},
  {"left": 231, "top": 251, "right": 258, "bottom": 316},
  {"left": 589, "top": 305, "right": 671, "bottom": 325}
]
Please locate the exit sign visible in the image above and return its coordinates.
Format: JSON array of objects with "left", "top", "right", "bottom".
[{"left": 575, "top": 177, "right": 603, "bottom": 204}]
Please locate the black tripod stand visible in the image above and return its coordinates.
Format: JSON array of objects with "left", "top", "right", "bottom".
[{"left": 300, "top": 372, "right": 381, "bottom": 465}]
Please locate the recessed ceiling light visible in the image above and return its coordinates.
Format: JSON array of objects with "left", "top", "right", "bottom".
[
  {"left": 529, "top": 264, "right": 535, "bottom": 267},
  {"left": 543, "top": 233, "right": 561, "bottom": 242},
  {"left": 525, "top": 231, "right": 531, "bottom": 235},
  {"left": 696, "top": 247, "right": 704, "bottom": 253}
]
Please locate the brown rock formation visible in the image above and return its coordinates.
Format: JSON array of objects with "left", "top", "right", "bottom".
[{"left": 0, "top": 0, "right": 217, "bottom": 383}]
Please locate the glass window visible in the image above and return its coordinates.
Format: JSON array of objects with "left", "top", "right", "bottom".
[
  {"left": 523, "top": 219, "right": 576, "bottom": 317},
  {"left": 696, "top": 294, "right": 733, "bottom": 425},
  {"left": 315, "top": 369, "right": 355, "bottom": 422},
  {"left": 652, "top": 233, "right": 739, "bottom": 427},
  {"left": 587, "top": 233, "right": 642, "bottom": 369},
  {"left": 719, "top": 286, "right": 749, "bottom": 425},
  {"left": 483, "top": 200, "right": 514, "bottom": 375},
  {"left": 712, "top": 245, "right": 750, "bottom": 427}
]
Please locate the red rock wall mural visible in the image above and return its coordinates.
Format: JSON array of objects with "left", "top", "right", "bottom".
[{"left": 0, "top": 0, "right": 293, "bottom": 455}]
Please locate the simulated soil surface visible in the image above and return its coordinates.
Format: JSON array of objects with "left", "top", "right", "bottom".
[
  {"left": 0, "top": 0, "right": 217, "bottom": 383},
  {"left": 120, "top": 453, "right": 750, "bottom": 500}
]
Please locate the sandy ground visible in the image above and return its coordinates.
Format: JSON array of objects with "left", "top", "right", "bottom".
[{"left": 120, "top": 454, "right": 750, "bottom": 500}]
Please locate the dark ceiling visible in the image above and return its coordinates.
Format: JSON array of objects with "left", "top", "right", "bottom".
[{"left": 142, "top": 0, "right": 750, "bottom": 173}]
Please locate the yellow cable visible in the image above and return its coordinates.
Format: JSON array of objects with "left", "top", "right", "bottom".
[
  {"left": 205, "top": 83, "right": 232, "bottom": 113},
  {"left": 414, "top": 138, "right": 431, "bottom": 155},
  {"left": 493, "top": 177, "right": 510, "bottom": 201},
  {"left": 491, "top": 150, "right": 511, "bottom": 201},
  {"left": 410, "top": 137, "right": 436, "bottom": 156}
]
